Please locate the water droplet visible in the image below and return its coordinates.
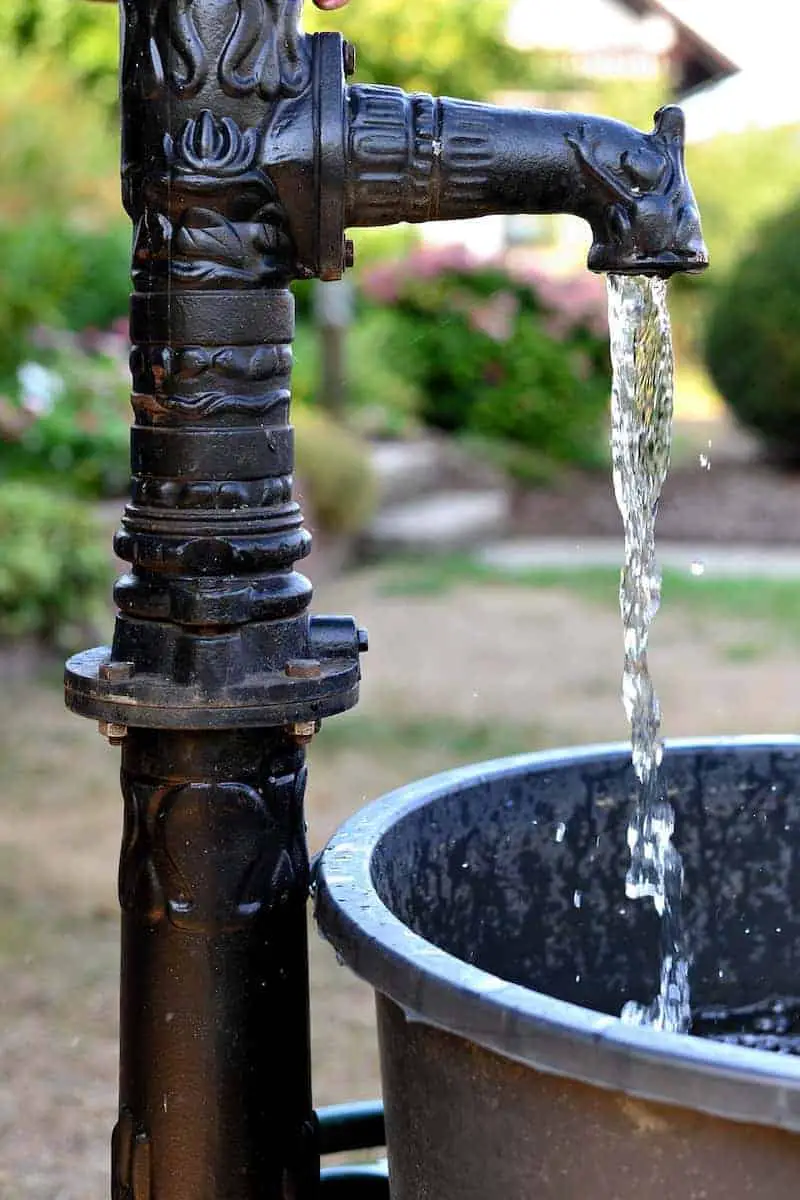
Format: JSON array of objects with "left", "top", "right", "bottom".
[
  {"left": 554, "top": 822, "right": 566, "bottom": 843},
  {"left": 575, "top": 973, "right": 582, "bottom": 983},
  {"left": 461, "top": 861, "right": 469, "bottom": 870},
  {"left": 699, "top": 453, "right": 711, "bottom": 470},
  {"left": 573, "top": 890, "right": 583, "bottom": 908},
  {"left": 690, "top": 560, "right": 705, "bottom": 577}
]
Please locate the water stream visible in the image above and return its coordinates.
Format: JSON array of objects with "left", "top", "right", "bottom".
[{"left": 606, "top": 274, "right": 691, "bottom": 1034}]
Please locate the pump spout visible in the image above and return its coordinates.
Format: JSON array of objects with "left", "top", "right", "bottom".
[{"left": 344, "top": 89, "right": 708, "bottom": 278}]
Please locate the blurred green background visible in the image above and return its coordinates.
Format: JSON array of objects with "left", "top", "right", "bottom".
[{"left": 1, "top": 0, "right": 799, "bottom": 644}]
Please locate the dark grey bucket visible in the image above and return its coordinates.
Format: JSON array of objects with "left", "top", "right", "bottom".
[{"left": 315, "top": 739, "right": 800, "bottom": 1199}]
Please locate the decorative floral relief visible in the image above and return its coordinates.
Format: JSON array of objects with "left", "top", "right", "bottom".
[
  {"left": 219, "top": 0, "right": 310, "bottom": 100},
  {"left": 131, "top": 344, "right": 293, "bottom": 389},
  {"left": 122, "top": 0, "right": 208, "bottom": 100},
  {"left": 122, "top": 0, "right": 310, "bottom": 102},
  {"left": 134, "top": 112, "right": 294, "bottom": 289},
  {"left": 120, "top": 768, "right": 309, "bottom": 935},
  {"left": 134, "top": 387, "right": 290, "bottom": 420}
]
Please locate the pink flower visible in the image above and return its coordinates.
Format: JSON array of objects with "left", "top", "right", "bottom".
[{"left": 468, "top": 290, "right": 519, "bottom": 342}]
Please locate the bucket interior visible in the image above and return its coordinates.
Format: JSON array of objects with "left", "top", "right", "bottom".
[{"left": 370, "top": 746, "right": 800, "bottom": 1022}]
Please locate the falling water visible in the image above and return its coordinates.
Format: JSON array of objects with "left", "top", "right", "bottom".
[{"left": 606, "top": 274, "right": 690, "bottom": 1034}]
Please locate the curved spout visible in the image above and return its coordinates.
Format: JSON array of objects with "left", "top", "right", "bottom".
[{"left": 344, "top": 88, "right": 708, "bottom": 277}]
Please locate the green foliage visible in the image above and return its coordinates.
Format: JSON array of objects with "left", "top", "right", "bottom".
[
  {"left": 686, "top": 125, "right": 800, "bottom": 283},
  {"left": 0, "top": 332, "right": 131, "bottom": 498},
  {"left": 2, "top": 0, "right": 568, "bottom": 111},
  {"left": 294, "top": 404, "right": 376, "bottom": 536},
  {"left": 0, "top": 220, "right": 131, "bottom": 379},
  {"left": 0, "top": 45, "right": 128, "bottom": 379},
  {"left": 293, "top": 308, "right": 423, "bottom": 438},
  {"left": 307, "top": 0, "right": 570, "bottom": 100},
  {"left": 704, "top": 198, "right": 800, "bottom": 464},
  {"left": 0, "top": 483, "right": 110, "bottom": 647},
  {"left": 361, "top": 250, "right": 611, "bottom": 469},
  {"left": 0, "top": 47, "right": 119, "bottom": 223},
  {"left": 0, "top": 1, "right": 120, "bottom": 110}
]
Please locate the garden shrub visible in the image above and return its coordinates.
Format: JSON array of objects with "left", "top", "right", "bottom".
[
  {"left": 294, "top": 404, "right": 376, "bottom": 536},
  {"left": 0, "top": 328, "right": 131, "bottom": 497},
  {"left": 0, "top": 483, "right": 110, "bottom": 648},
  {"left": 705, "top": 198, "right": 800, "bottom": 463},
  {"left": 0, "top": 218, "right": 130, "bottom": 380},
  {"left": 293, "top": 308, "right": 423, "bottom": 438},
  {"left": 361, "top": 247, "right": 611, "bottom": 470}
]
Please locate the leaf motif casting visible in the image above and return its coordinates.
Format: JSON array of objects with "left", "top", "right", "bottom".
[
  {"left": 166, "top": 112, "right": 260, "bottom": 178},
  {"left": 219, "top": 0, "right": 310, "bottom": 100},
  {"left": 122, "top": 0, "right": 208, "bottom": 100}
]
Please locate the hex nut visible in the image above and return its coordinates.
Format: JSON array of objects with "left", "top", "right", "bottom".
[
  {"left": 288, "top": 720, "right": 317, "bottom": 745},
  {"left": 285, "top": 659, "right": 323, "bottom": 679},
  {"left": 343, "top": 40, "right": 357, "bottom": 77},
  {"left": 99, "top": 661, "right": 135, "bottom": 683},
  {"left": 344, "top": 238, "right": 355, "bottom": 269},
  {"left": 357, "top": 627, "right": 369, "bottom": 653},
  {"left": 98, "top": 721, "right": 128, "bottom": 745}
]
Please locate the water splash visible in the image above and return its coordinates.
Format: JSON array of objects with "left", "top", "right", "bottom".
[{"left": 606, "top": 274, "right": 690, "bottom": 1034}]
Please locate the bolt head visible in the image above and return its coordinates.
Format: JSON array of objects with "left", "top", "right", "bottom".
[
  {"left": 357, "top": 627, "right": 369, "bottom": 653},
  {"left": 343, "top": 40, "right": 357, "bottom": 77},
  {"left": 344, "top": 238, "right": 355, "bottom": 270},
  {"left": 99, "top": 660, "right": 135, "bottom": 683},
  {"left": 98, "top": 721, "right": 128, "bottom": 745},
  {"left": 288, "top": 720, "right": 317, "bottom": 746}
]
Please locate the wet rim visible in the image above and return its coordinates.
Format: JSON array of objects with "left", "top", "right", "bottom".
[{"left": 315, "top": 737, "right": 800, "bottom": 1133}]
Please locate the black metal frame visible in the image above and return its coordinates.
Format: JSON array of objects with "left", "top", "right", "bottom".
[{"left": 65, "top": 2, "right": 707, "bottom": 1195}]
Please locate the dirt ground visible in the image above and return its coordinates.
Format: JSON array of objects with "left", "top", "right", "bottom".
[
  {"left": 3, "top": 565, "right": 800, "bottom": 1198},
  {"left": 513, "top": 416, "right": 800, "bottom": 545}
]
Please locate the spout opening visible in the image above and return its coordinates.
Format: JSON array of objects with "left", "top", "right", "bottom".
[{"left": 588, "top": 250, "right": 709, "bottom": 279}]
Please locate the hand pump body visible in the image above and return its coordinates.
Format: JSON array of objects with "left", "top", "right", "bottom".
[{"left": 65, "top": 2, "right": 707, "bottom": 1196}]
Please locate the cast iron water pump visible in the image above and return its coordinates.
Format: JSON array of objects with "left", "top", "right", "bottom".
[{"left": 64, "top": 2, "right": 707, "bottom": 1196}]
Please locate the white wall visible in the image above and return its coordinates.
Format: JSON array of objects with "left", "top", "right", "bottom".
[{"left": 508, "top": 0, "right": 674, "bottom": 56}]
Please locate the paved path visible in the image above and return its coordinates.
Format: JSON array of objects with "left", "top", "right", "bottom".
[{"left": 479, "top": 538, "right": 800, "bottom": 579}]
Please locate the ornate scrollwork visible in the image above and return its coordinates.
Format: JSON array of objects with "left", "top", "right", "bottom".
[
  {"left": 133, "top": 387, "right": 290, "bottom": 420},
  {"left": 131, "top": 344, "right": 293, "bottom": 389},
  {"left": 219, "top": 0, "right": 310, "bottom": 100},
  {"left": 169, "top": 110, "right": 260, "bottom": 177},
  {"left": 130, "top": 343, "right": 293, "bottom": 420},
  {"left": 119, "top": 762, "right": 309, "bottom": 935},
  {"left": 122, "top": 0, "right": 208, "bottom": 101},
  {"left": 122, "top": 0, "right": 310, "bottom": 102},
  {"left": 134, "top": 112, "right": 294, "bottom": 289}
]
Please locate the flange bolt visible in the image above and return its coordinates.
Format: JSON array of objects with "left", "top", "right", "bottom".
[
  {"left": 99, "top": 661, "right": 135, "bottom": 683},
  {"left": 98, "top": 721, "right": 128, "bottom": 746},
  {"left": 288, "top": 720, "right": 320, "bottom": 746}
]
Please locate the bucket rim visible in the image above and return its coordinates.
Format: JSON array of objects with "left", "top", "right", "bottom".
[{"left": 315, "top": 736, "right": 800, "bottom": 1132}]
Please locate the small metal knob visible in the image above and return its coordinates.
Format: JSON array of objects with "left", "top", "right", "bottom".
[{"left": 343, "top": 41, "right": 357, "bottom": 78}]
